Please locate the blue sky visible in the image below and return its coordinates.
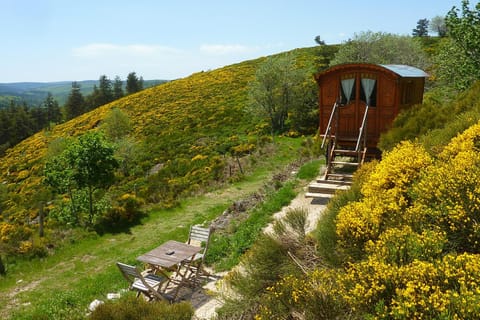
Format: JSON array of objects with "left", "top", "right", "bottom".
[{"left": 0, "top": 0, "right": 461, "bottom": 83}]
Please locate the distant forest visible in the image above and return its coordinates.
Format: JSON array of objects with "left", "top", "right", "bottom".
[{"left": 0, "top": 72, "right": 166, "bottom": 154}]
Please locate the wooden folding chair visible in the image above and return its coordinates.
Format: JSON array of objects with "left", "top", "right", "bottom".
[
  {"left": 116, "top": 262, "right": 171, "bottom": 301},
  {"left": 180, "top": 225, "right": 213, "bottom": 285}
]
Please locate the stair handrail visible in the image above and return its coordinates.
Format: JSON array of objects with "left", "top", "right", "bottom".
[
  {"left": 355, "top": 104, "right": 369, "bottom": 152},
  {"left": 321, "top": 100, "right": 339, "bottom": 149}
]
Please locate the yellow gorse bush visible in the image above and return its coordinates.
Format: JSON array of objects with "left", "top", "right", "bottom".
[
  {"left": 389, "top": 254, "right": 480, "bottom": 319},
  {"left": 439, "top": 122, "right": 480, "bottom": 159},
  {"left": 336, "top": 141, "right": 433, "bottom": 256},
  {"left": 365, "top": 226, "right": 447, "bottom": 265},
  {"left": 413, "top": 123, "right": 480, "bottom": 252},
  {"left": 258, "top": 122, "right": 480, "bottom": 319},
  {"left": 332, "top": 123, "right": 480, "bottom": 318}
]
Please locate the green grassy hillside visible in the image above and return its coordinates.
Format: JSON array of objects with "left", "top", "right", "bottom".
[
  {"left": 0, "top": 45, "right": 328, "bottom": 247},
  {"left": 0, "top": 60, "right": 259, "bottom": 210}
]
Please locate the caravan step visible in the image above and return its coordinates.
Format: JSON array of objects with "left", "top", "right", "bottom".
[
  {"left": 333, "top": 149, "right": 360, "bottom": 155},
  {"left": 305, "top": 192, "right": 334, "bottom": 199},
  {"left": 308, "top": 181, "right": 350, "bottom": 194},
  {"left": 315, "top": 178, "right": 351, "bottom": 185},
  {"left": 331, "top": 161, "right": 359, "bottom": 166},
  {"left": 325, "top": 173, "right": 354, "bottom": 181}
]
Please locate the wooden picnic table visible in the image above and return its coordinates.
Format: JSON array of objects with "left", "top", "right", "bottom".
[{"left": 137, "top": 240, "right": 202, "bottom": 300}]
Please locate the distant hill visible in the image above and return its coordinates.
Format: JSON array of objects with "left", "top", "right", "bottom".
[{"left": 0, "top": 79, "right": 167, "bottom": 107}]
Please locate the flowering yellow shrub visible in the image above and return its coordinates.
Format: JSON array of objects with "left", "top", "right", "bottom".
[
  {"left": 317, "top": 125, "right": 480, "bottom": 318},
  {"left": 0, "top": 222, "right": 15, "bottom": 242},
  {"left": 365, "top": 226, "right": 447, "bottom": 265},
  {"left": 412, "top": 125, "right": 480, "bottom": 252},
  {"left": 191, "top": 154, "right": 208, "bottom": 161},
  {"left": 231, "top": 143, "right": 256, "bottom": 156},
  {"left": 336, "top": 198, "right": 384, "bottom": 255},
  {"left": 18, "top": 240, "right": 32, "bottom": 253},
  {"left": 361, "top": 141, "right": 433, "bottom": 199},
  {"left": 332, "top": 252, "right": 480, "bottom": 319},
  {"left": 16, "top": 169, "right": 30, "bottom": 181},
  {"left": 439, "top": 122, "right": 480, "bottom": 159},
  {"left": 226, "top": 122, "right": 480, "bottom": 320},
  {"left": 336, "top": 141, "right": 432, "bottom": 256},
  {"left": 389, "top": 254, "right": 480, "bottom": 319},
  {"left": 338, "top": 256, "right": 397, "bottom": 310}
]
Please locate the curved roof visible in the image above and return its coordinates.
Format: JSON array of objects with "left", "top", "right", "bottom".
[
  {"left": 380, "top": 64, "right": 429, "bottom": 77},
  {"left": 315, "top": 63, "right": 428, "bottom": 80}
]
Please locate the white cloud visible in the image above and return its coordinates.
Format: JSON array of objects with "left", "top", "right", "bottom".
[
  {"left": 72, "top": 43, "right": 181, "bottom": 58},
  {"left": 65, "top": 42, "right": 286, "bottom": 81},
  {"left": 199, "top": 44, "right": 258, "bottom": 55}
]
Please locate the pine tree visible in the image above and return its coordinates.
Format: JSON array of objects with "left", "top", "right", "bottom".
[
  {"left": 126, "top": 72, "right": 143, "bottom": 94},
  {"left": 65, "top": 82, "right": 85, "bottom": 120},
  {"left": 412, "top": 18, "right": 429, "bottom": 37},
  {"left": 113, "top": 76, "right": 124, "bottom": 100},
  {"left": 87, "top": 75, "right": 115, "bottom": 109},
  {"left": 43, "top": 92, "right": 62, "bottom": 125}
]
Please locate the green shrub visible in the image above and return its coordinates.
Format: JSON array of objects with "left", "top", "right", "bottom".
[
  {"left": 88, "top": 294, "right": 194, "bottom": 320},
  {"left": 256, "top": 269, "right": 348, "bottom": 320},
  {"left": 296, "top": 159, "right": 322, "bottom": 180},
  {"left": 217, "top": 234, "right": 295, "bottom": 319},
  {"left": 420, "top": 110, "right": 480, "bottom": 154},
  {"left": 314, "top": 187, "right": 361, "bottom": 266},
  {"left": 378, "top": 101, "right": 448, "bottom": 152},
  {"left": 274, "top": 207, "right": 309, "bottom": 240},
  {"left": 299, "top": 135, "right": 324, "bottom": 159},
  {"left": 95, "top": 193, "right": 145, "bottom": 234}
]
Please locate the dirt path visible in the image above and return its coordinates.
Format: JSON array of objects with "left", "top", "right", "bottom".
[{"left": 192, "top": 185, "right": 332, "bottom": 319}]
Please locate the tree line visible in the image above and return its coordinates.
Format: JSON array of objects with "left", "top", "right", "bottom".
[{"left": 0, "top": 72, "right": 144, "bottom": 155}]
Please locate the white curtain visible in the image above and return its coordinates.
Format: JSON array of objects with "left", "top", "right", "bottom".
[
  {"left": 341, "top": 78, "right": 355, "bottom": 104},
  {"left": 361, "top": 78, "right": 376, "bottom": 106}
]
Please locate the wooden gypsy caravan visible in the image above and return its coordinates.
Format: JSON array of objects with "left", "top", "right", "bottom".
[{"left": 315, "top": 63, "right": 428, "bottom": 181}]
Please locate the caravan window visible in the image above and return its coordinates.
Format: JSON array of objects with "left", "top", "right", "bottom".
[
  {"left": 360, "top": 74, "right": 377, "bottom": 106},
  {"left": 340, "top": 75, "right": 356, "bottom": 105}
]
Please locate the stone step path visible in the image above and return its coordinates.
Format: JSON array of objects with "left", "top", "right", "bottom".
[{"left": 193, "top": 183, "right": 337, "bottom": 319}]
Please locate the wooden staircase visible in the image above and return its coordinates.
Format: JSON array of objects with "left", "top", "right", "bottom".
[
  {"left": 323, "top": 137, "right": 365, "bottom": 181},
  {"left": 306, "top": 101, "right": 374, "bottom": 199}
]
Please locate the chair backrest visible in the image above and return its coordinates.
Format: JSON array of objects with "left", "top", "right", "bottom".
[
  {"left": 187, "top": 225, "right": 212, "bottom": 254},
  {"left": 116, "top": 262, "right": 141, "bottom": 285}
]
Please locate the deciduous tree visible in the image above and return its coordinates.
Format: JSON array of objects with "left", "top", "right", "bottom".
[
  {"left": 45, "top": 132, "right": 118, "bottom": 226},
  {"left": 430, "top": 15, "right": 447, "bottom": 37},
  {"left": 248, "top": 53, "right": 306, "bottom": 137},
  {"left": 330, "top": 31, "right": 430, "bottom": 70},
  {"left": 438, "top": 0, "right": 480, "bottom": 89},
  {"left": 73, "top": 132, "right": 118, "bottom": 225},
  {"left": 102, "top": 107, "right": 132, "bottom": 141}
]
